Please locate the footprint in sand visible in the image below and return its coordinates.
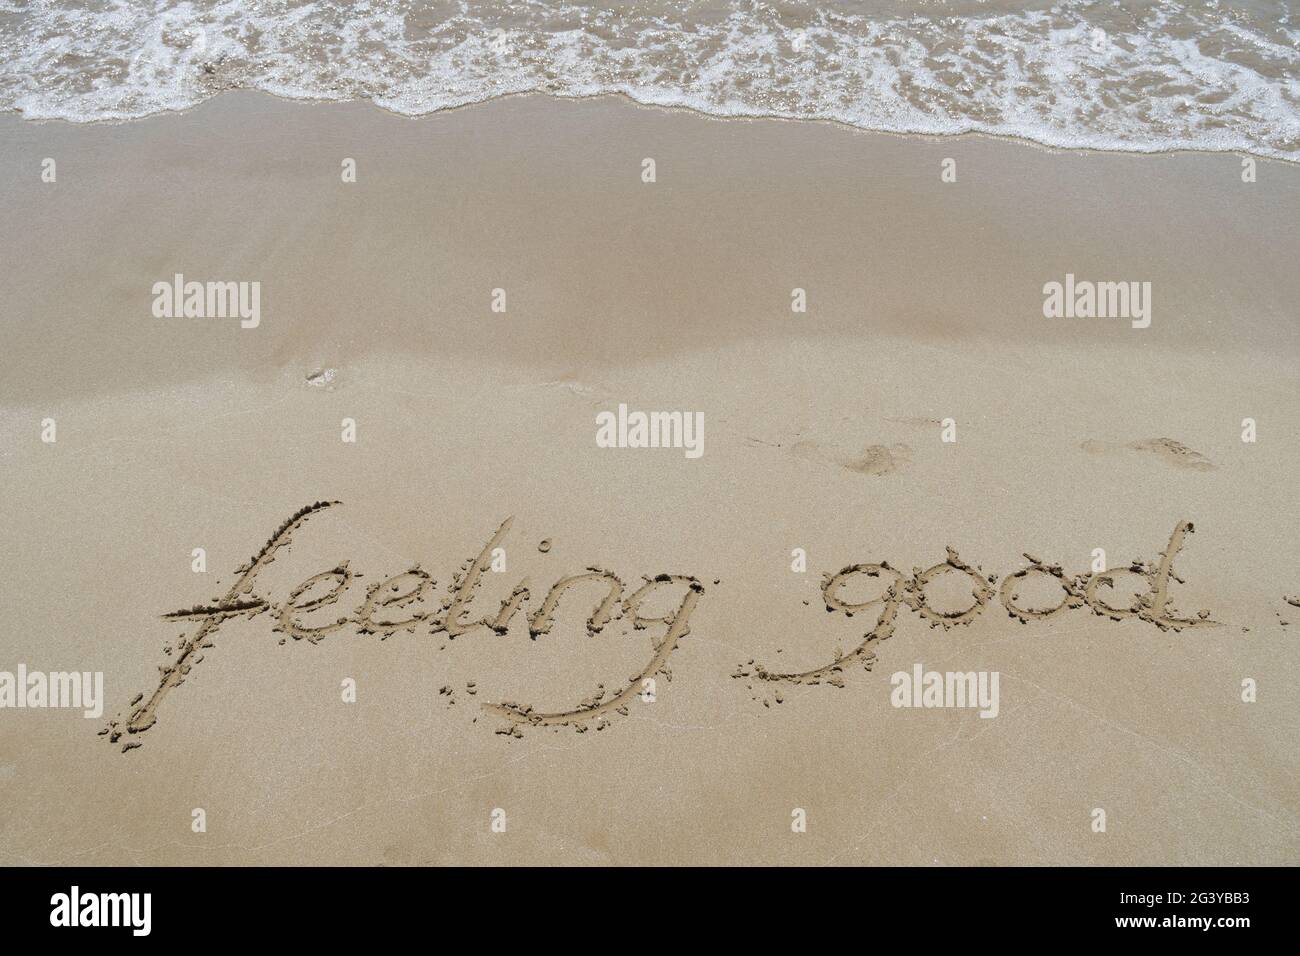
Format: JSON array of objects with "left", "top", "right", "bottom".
[
  {"left": 1080, "top": 437, "right": 1214, "bottom": 471},
  {"left": 844, "top": 443, "right": 913, "bottom": 475},
  {"left": 787, "top": 439, "right": 912, "bottom": 476}
]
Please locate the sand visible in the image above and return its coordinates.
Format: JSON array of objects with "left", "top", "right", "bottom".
[{"left": 0, "top": 92, "right": 1297, "bottom": 865}]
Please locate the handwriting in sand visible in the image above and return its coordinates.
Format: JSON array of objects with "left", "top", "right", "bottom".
[{"left": 102, "top": 503, "right": 1213, "bottom": 751}]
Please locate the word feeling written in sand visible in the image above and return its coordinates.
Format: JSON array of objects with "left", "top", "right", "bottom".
[{"left": 102, "top": 503, "right": 1213, "bottom": 751}]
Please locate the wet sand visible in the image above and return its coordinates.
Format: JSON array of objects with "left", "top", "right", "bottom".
[{"left": 0, "top": 92, "right": 1297, "bottom": 865}]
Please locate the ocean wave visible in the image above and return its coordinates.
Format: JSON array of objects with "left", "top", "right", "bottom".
[{"left": 1, "top": 0, "right": 1297, "bottom": 158}]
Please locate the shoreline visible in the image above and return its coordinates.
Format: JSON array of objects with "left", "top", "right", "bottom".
[{"left": 7, "top": 88, "right": 1299, "bottom": 167}]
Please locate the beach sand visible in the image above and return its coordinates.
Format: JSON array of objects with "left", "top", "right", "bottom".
[{"left": 0, "top": 92, "right": 1297, "bottom": 865}]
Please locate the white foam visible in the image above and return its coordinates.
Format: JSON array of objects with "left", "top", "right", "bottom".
[{"left": 1, "top": 0, "right": 1296, "bottom": 159}]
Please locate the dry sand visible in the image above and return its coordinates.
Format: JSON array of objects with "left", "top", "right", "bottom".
[{"left": 0, "top": 92, "right": 1297, "bottom": 865}]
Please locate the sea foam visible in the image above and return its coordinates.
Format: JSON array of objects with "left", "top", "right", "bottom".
[{"left": 0, "top": 0, "right": 1296, "bottom": 159}]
